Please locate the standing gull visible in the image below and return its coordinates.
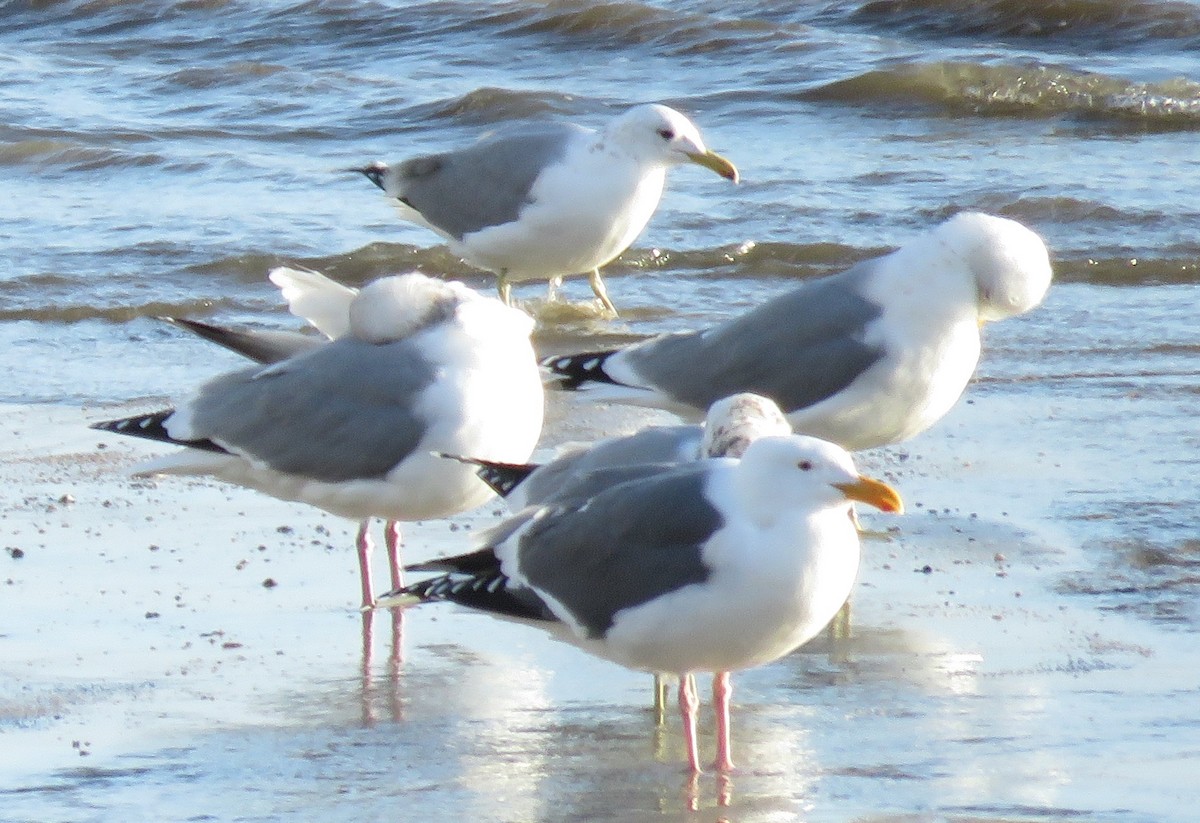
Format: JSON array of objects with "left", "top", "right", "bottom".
[
  {"left": 447, "top": 391, "right": 793, "bottom": 722},
  {"left": 162, "top": 267, "right": 400, "bottom": 590},
  {"left": 93, "top": 272, "right": 545, "bottom": 609},
  {"left": 356, "top": 103, "right": 739, "bottom": 315},
  {"left": 381, "top": 434, "right": 903, "bottom": 772},
  {"left": 543, "top": 212, "right": 1053, "bottom": 448}
]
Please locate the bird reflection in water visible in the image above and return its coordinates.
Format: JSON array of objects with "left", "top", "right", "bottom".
[{"left": 359, "top": 606, "right": 405, "bottom": 726}]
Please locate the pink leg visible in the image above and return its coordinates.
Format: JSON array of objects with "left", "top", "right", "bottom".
[
  {"left": 384, "top": 520, "right": 404, "bottom": 590},
  {"left": 713, "top": 671, "right": 735, "bottom": 772},
  {"left": 678, "top": 673, "right": 702, "bottom": 773},
  {"left": 355, "top": 520, "right": 375, "bottom": 610}
]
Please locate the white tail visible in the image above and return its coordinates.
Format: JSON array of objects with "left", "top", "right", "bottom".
[{"left": 267, "top": 266, "right": 358, "bottom": 339}]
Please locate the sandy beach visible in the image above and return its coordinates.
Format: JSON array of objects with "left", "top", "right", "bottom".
[{"left": 1, "top": 348, "right": 1194, "bottom": 821}]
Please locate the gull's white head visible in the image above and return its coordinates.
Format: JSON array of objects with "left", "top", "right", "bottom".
[
  {"left": 606, "top": 104, "right": 739, "bottom": 182},
  {"left": 347, "top": 272, "right": 465, "bottom": 343},
  {"left": 701, "top": 392, "right": 792, "bottom": 459},
  {"left": 735, "top": 434, "right": 904, "bottom": 519},
  {"left": 934, "top": 212, "right": 1053, "bottom": 323}
]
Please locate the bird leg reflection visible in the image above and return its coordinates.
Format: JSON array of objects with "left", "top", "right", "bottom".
[
  {"left": 360, "top": 609, "right": 376, "bottom": 726},
  {"left": 388, "top": 606, "right": 405, "bottom": 717},
  {"left": 360, "top": 606, "right": 406, "bottom": 726},
  {"left": 828, "top": 597, "right": 852, "bottom": 641},
  {"left": 683, "top": 771, "right": 700, "bottom": 812},
  {"left": 716, "top": 771, "right": 733, "bottom": 808},
  {"left": 681, "top": 768, "right": 735, "bottom": 813}
]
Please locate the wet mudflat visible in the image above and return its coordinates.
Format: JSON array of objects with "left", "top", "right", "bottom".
[{"left": 1, "top": 283, "right": 1196, "bottom": 821}]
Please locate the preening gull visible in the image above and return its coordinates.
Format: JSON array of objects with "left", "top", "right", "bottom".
[
  {"left": 162, "top": 267, "right": 364, "bottom": 364},
  {"left": 381, "top": 434, "right": 903, "bottom": 772},
  {"left": 356, "top": 103, "right": 738, "bottom": 315},
  {"left": 160, "top": 267, "right": 408, "bottom": 595},
  {"left": 543, "top": 212, "right": 1053, "bottom": 449},
  {"left": 93, "top": 272, "right": 545, "bottom": 608}
]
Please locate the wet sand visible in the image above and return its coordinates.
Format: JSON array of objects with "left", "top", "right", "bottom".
[{"left": 0, "top": 362, "right": 1194, "bottom": 822}]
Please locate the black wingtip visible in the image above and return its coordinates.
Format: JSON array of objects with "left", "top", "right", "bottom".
[
  {"left": 159, "top": 315, "right": 223, "bottom": 338},
  {"left": 90, "top": 410, "right": 227, "bottom": 454},
  {"left": 475, "top": 462, "right": 537, "bottom": 498},
  {"left": 393, "top": 572, "right": 553, "bottom": 623},
  {"left": 91, "top": 410, "right": 175, "bottom": 438},
  {"left": 436, "top": 452, "right": 539, "bottom": 498},
  {"left": 354, "top": 162, "right": 389, "bottom": 191},
  {"left": 540, "top": 350, "right": 621, "bottom": 391}
]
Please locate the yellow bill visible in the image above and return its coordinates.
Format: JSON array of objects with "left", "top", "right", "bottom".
[
  {"left": 833, "top": 476, "right": 904, "bottom": 514},
  {"left": 686, "top": 149, "right": 739, "bottom": 182}
]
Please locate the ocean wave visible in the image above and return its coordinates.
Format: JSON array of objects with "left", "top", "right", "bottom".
[
  {"left": 840, "top": 0, "right": 1200, "bottom": 50},
  {"left": 400, "top": 87, "right": 586, "bottom": 128},
  {"left": 1056, "top": 257, "right": 1200, "bottom": 286},
  {"left": 618, "top": 239, "right": 869, "bottom": 279},
  {"left": 263, "top": 239, "right": 1200, "bottom": 289},
  {"left": 481, "top": 1, "right": 783, "bottom": 56},
  {"left": 0, "top": 269, "right": 238, "bottom": 323},
  {"left": 4, "top": 241, "right": 1195, "bottom": 325},
  {"left": 180, "top": 242, "right": 489, "bottom": 288},
  {"left": 14, "top": 0, "right": 780, "bottom": 62},
  {"left": 0, "top": 137, "right": 170, "bottom": 172},
  {"left": 803, "top": 61, "right": 1200, "bottom": 124},
  {"left": 163, "top": 61, "right": 287, "bottom": 90}
]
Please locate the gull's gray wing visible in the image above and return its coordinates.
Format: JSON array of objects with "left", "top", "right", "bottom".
[
  {"left": 384, "top": 122, "right": 585, "bottom": 240},
  {"left": 567, "top": 425, "right": 702, "bottom": 472},
  {"left": 185, "top": 337, "right": 438, "bottom": 482},
  {"left": 532, "top": 461, "right": 683, "bottom": 507},
  {"left": 619, "top": 261, "right": 887, "bottom": 413},
  {"left": 515, "top": 464, "right": 724, "bottom": 638},
  {"left": 518, "top": 425, "right": 701, "bottom": 506},
  {"left": 163, "top": 317, "right": 322, "bottom": 365}
]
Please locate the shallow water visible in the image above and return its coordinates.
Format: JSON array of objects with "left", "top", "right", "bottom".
[{"left": 2, "top": 0, "right": 1198, "bottom": 820}]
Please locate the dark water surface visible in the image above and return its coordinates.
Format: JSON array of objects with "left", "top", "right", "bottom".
[{"left": 1, "top": 0, "right": 1198, "bottom": 820}]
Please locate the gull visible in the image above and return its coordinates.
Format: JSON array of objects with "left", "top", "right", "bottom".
[
  {"left": 163, "top": 267, "right": 404, "bottom": 591},
  {"left": 543, "top": 212, "right": 1053, "bottom": 449},
  {"left": 382, "top": 434, "right": 903, "bottom": 772},
  {"left": 355, "top": 103, "right": 739, "bottom": 315},
  {"left": 92, "top": 272, "right": 545, "bottom": 609},
  {"left": 445, "top": 392, "right": 793, "bottom": 721}
]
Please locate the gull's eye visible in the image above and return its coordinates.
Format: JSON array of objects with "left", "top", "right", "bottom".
[
  {"left": 797, "top": 460, "right": 813, "bottom": 471},
  {"left": 657, "top": 128, "right": 675, "bottom": 140}
]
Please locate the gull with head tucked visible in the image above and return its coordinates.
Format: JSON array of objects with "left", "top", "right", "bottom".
[
  {"left": 93, "top": 272, "right": 545, "bottom": 609},
  {"left": 543, "top": 212, "right": 1053, "bottom": 449}
]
